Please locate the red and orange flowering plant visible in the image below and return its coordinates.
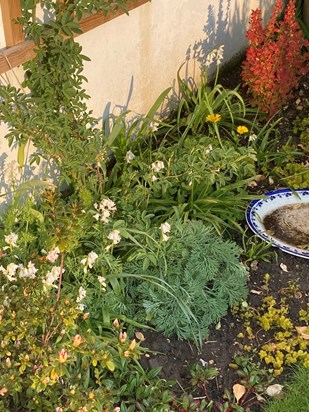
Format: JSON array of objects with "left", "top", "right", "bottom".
[{"left": 242, "top": 0, "right": 309, "bottom": 116}]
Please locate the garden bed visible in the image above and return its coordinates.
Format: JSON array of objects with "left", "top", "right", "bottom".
[
  {"left": 140, "top": 70, "right": 309, "bottom": 411},
  {"left": 0, "top": 2, "right": 308, "bottom": 410}
]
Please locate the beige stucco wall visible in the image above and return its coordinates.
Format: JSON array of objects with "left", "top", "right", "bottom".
[
  {"left": 79, "top": 0, "right": 275, "bottom": 119},
  {"left": 0, "top": 0, "right": 275, "bottom": 209}
]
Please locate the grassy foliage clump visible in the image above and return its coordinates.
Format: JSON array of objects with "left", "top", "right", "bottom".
[{"left": 264, "top": 366, "right": 309, "bottom": 412}]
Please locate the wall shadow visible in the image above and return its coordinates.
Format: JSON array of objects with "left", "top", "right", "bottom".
[{"left": 165, "top": 0, "right": 275, "bottom": 115}]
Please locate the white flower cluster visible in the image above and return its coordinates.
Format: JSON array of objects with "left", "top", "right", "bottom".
[
  {"left": 94, "top": 198, "right": 117, "bottom": 223},
  {"left": 98, "top": 276, "right": 107, "bottom": 292},
  {"left": 4, "top": 233, "right": 18, "bottom": 249},
  {"left": 149, "top": 121, "right": 159, "bottom": 132},
  {"left": 151, "top": 160, "right": 165, "bottom": 182},
  {"left": 76, "top": 286, "right": 87, "bottom": 311},
  {"left": 249, "top": 134, "right": 258, "bottom": 142},
  {"left": 152, "top": 161, "right": 164, "bottom": 173},
  {"left": 160, "top": 222, "right": 171, "bottom": 241},
  {"left": 125, "top": 150, "right": 135, "bottom": 163},
  {"left": 43, "top": 266, "right": 63, "bottom": 289},
  {"left": 107, "top": 229, "right": 121, "bottom": 245},
  {"left": 81, "top": 251, "right": 98, "bottom": 274},
  {"left": 0, "top": 263, "right": 19, "bottom": 282},
  {"left": 19, "top": 262, "right": 38, "bottom": 279},
  {"left": 0, "top": 261, "right": 38, "bottom": 282},
  {"left": 204, "top": 144, "right": 213, "bottom": 155},
  {"left": 205, "top": 45, "right": 224, "bottom": 67}
]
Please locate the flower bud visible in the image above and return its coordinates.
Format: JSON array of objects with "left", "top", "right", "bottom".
[
  {"left": 58, "top": 349, "right": 68, "bottom": 364},
  {"left": 118, "top": 331, "right": 127, "bottom": 343},
  {"left": 72, "top": 335, "right": 83, "bottom": 348}
]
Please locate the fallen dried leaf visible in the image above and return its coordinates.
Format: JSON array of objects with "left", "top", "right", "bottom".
[
  {"left": 248, "top": 180, "right": 258, "bottom": 188},
  {"left": 295, "top": 326, "right": 309, "bottom": 340},
  {"left": 233, "top": 383, "right": 246, "bottom": 402},
  {"left": 256, "top": 174, "right": 266, "bottom": 182},
  {"left": 135, "top": 331, "right": 145, "bottom": 341},
  {"left": 250, "top": 289, "right": 262, "bottom": 295}
]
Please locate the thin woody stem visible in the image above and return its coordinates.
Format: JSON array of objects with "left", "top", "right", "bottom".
[
  {"left": 56, "top": 252, "right": 65, "bottom": 305},
  {"left": 42, "top": 252, "right": 66, "bottom": 345}
]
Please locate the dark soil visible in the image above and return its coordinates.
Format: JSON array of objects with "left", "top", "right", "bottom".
[{"left": 139, "top": 68, "right": 309, "bottom": 410}]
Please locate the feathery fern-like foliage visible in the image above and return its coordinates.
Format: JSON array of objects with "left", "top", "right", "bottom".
[{"left": 125, "top": 220, "right": 248, "bottom": 341}]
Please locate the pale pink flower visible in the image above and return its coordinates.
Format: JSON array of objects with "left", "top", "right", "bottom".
[{"left": 46, "top": 247, "right": 60, "bottom": 263}]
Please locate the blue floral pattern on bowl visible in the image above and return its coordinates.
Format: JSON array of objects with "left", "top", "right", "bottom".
[{"left": 246, "top": 188, "right": 309, "bottom": 259}]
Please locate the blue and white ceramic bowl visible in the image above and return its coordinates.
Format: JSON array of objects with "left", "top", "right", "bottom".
[{"left": 246, "top": 188, "right": 309, "bottom": 259}]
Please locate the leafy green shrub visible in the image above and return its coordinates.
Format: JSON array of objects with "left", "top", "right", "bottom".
[
  {"left": 124, "top": 220, "right": 248, "bottom": 341},
  {"left": 112, "top": 135, "right": 258, "bottom": 234},
  {"left": 0, "top": 230, "right": 174, "bottom": 411}
]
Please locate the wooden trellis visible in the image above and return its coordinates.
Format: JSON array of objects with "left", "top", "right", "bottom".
[{"left": 0, "top": 0, "right": 149, "bottom": 74}]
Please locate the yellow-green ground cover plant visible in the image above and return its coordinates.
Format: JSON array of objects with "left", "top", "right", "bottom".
[{"left": 0, "top": 0, "right": 308, "bottom": 411}]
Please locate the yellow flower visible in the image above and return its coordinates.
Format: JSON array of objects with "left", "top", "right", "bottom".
[
  {"left": 236, "top": 125, "right": 249, "bottom": 134},
  {"left": 129, "top": 339, "right": 137, "bottom": 351},
  {"left": 206, "top": 113, "right": 221, "bottom": 123}
]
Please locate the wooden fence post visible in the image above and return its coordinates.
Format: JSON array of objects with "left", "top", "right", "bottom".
[{"left": 0, "top": 0, "right": 24, "bottom": 47}]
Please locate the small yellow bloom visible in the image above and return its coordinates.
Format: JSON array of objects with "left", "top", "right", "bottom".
[
  {"left": 206, "top": 113, "right": 221, "bottom": 123},
  {"left": 236, "top": 125, "right": 249, "bottom": 134},
  {"left": 129, "top": 339, "right": 137, "bottom": 351},
  {"left": 50, "top": 369, "right": 59, "bottom": 381}
]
